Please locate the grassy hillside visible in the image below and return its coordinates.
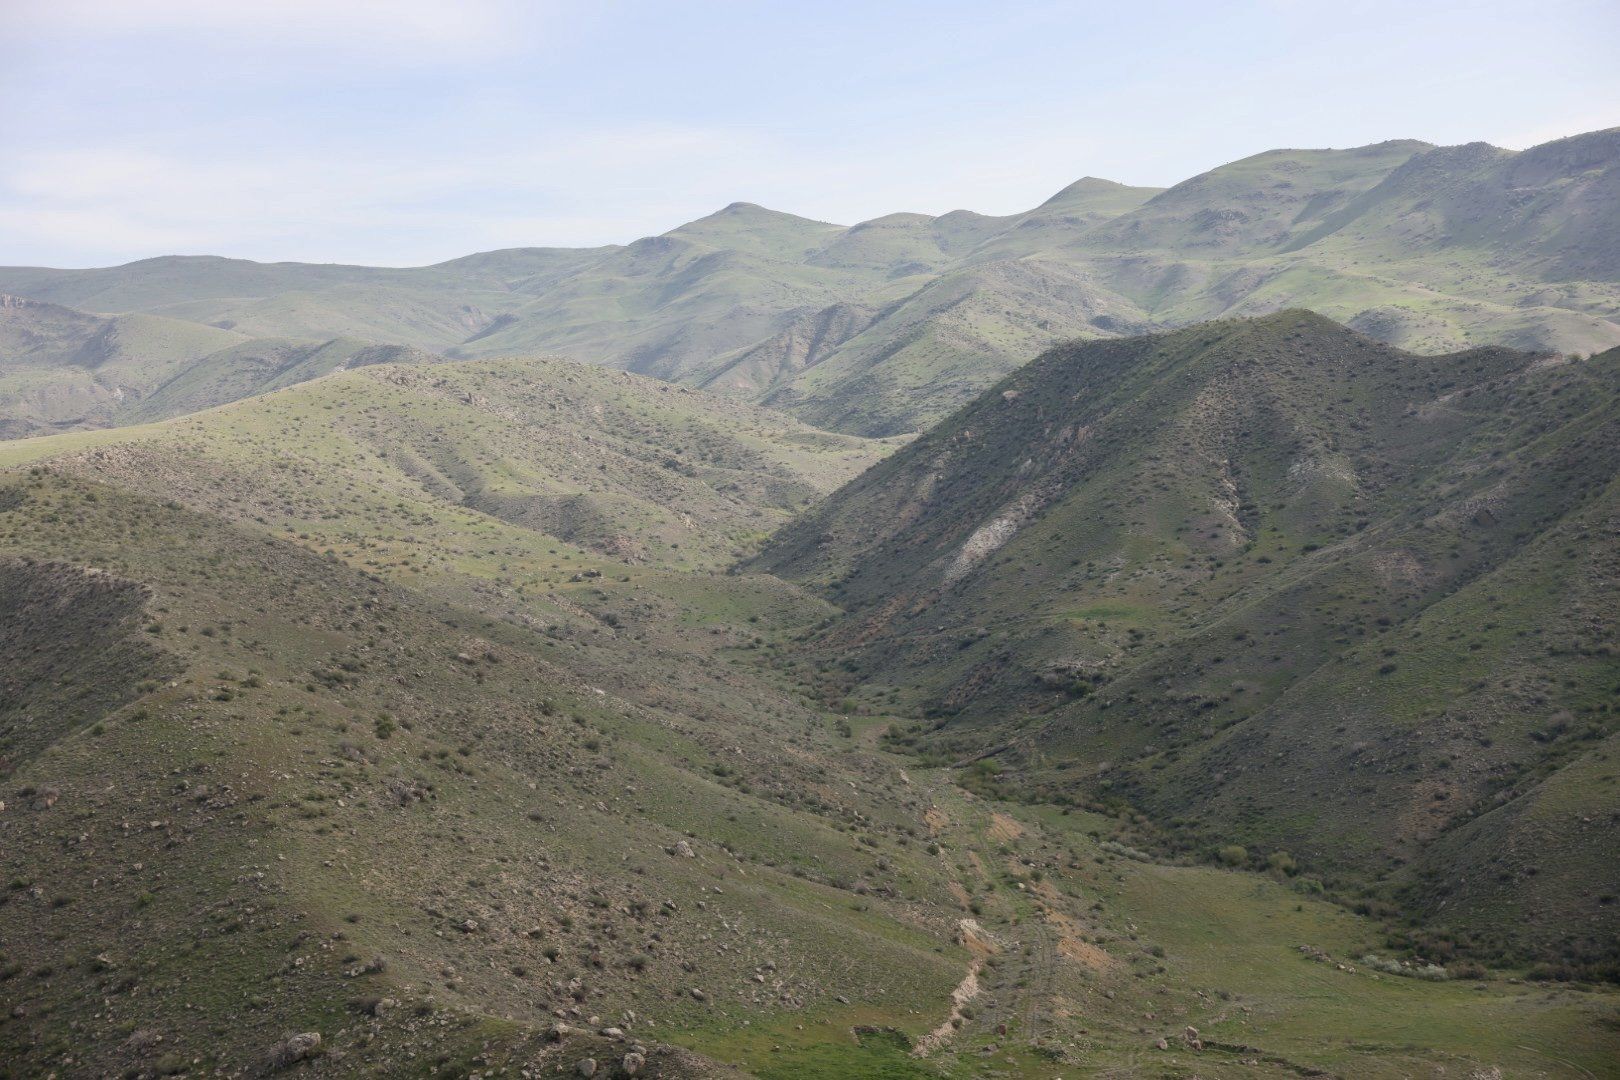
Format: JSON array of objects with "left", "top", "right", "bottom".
[
  {"left": 1075, "top": 131, "right": 1620, "bottom": 361},
  {"left": 0, "top": 355, "right": 894, "bottom": 568},
  {"left": 0, "top": 475, "right": 963, "bottom": 1077},
  {"left": 9, "top": 130, "right": 1613, "bottom": 436},
  {"left": 4, "top": 329, "right": 1615, "bottom": 1076},
  {"left": 0, "top": 293, "right": 445, "bottom": 437},
  {"left": 4, "top": 473, "right": 1616, "bottom": 1079},
  {"left": 752, "top": 312, "right": 1620, "bottom": 974}
]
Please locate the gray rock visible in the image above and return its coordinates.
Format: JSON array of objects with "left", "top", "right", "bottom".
[{"left": 269, "top": 1032, "right": 322, "bottom": 1069}]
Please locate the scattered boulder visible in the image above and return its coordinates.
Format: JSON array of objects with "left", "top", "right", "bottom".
[
  {"left": 622, "top": 1051, "right": 646, "bottom": 1076},
  {"left": 385, "top": 776, "right": 431, "bottom": 806},
  {"left": 574, "top": 1058, "right": 597, "bottom": 1077},
  {"left": 268, "top": 1032, "right": 322, "bottom": 1070}
]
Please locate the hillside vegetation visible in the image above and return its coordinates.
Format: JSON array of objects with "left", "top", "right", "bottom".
[
  {"left": 0, "top": 293, "right": 444, "bottom": 439},
  {"left": 5, "top": 337, "right": 1617, "bottom": 1077},
  {"left": 0, "top": 355, "right": 893, "bottom": 568},
  {"left": 4, "top": 130, "right": 1617, "bottom": 435},
  {"left": 754, "top": 311, "right": 1620, "bottom": 975}
]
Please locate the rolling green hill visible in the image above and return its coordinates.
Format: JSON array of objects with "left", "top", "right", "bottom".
[
  {"left": 752, "top": 311, "right": 1620, "bottom": 974},
  {"left": 5, "top": 334, "right": 1616, "bottom": 1077},
  {"left": 0, "top": 354, "right": 894, "bottom": 569},
  {"left": 6, "top": 130, "right": 1614, "bottom": 437},
  {"left": 0, "top": 293, "right": 444, "bottom": 438}
]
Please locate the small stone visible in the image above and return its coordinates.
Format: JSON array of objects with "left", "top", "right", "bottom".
[
  {"left": 622, "top": 1052, "right": 646, "bottom": 1077},
  {"left": 574, "top": 1058, "right": 597, "bottom": 1078}
]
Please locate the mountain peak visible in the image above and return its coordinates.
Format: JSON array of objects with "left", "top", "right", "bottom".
[
  {"left": 1038, "top": 175, "right": 1128, "bottom": 203},
  {"left": 665, "top": 201, "right": 845, "bottom": 256},
  {"left": 1033, "top": 175, "right": 1166, "bottom": 216},
  {"left": 670, "top": 200, "right": 841, "bottom": 230}
]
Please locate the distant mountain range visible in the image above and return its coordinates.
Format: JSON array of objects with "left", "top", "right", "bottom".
[
  {"left": 0, "top": 293, "right": 445, "bottom": 439},
  {"left": 4, "top": 128, "right": 1617, "bottom": 437}
]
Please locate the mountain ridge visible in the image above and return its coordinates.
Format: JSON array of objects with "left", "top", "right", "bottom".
[
  {"left": 7, "top": 129, "right": 1616, "bottom": 437},
  {"left": 751, "top": 310, "right": 1620, "bottom": 971}
]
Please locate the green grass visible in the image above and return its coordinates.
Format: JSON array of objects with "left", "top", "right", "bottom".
[
  {"left": 757, "top": 314, "right": 1620, "bottom": 973},
  {"left": 4, "top": 302, "right": 1619, "bottom": 1074},
  {"left": 7, "top": 130, "right": 1615, "bottom": 438}
]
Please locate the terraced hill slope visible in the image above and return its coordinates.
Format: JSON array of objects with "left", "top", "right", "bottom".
[
  {"left": 753, "top": 311, "right": 1620, "bottom": 974},
  {"left": 4, "top": 130, "right": 1615, "bottom": 436}
]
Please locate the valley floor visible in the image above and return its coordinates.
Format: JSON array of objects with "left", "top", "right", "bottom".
[{"left": 665, "top": 712, "right": 1620, "bottom": 1080}]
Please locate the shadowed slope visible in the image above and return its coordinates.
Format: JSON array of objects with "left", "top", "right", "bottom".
[{"left": 753, "top": 311, "right": 1620, "bottom": 969}]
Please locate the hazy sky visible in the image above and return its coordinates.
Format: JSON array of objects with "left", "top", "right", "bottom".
[{"left": 3, "top": 0, "right": 1617, "bottom": 267}]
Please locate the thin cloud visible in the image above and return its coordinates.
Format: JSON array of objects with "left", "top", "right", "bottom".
[
  {"left": 2, "top": 1, "right": 1614, "bottom": 266},
  {"left": 12, "top": 0, "right": 541, "bottom": 61},
  {"left": 0, "top": 128, "right": 781, "bottom": 265}
]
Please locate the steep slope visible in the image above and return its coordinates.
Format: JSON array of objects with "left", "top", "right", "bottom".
[
  {"left": 753, "top": 312, "right": 1620, "bottom": 970},
  {"left": 748, "top": 259, "right": 1153, "bottom": 436},
  {"left": 0, "top": 474, "right": 961, "bottom": 1077},
  {"left": 0, "top": 294, "right": 444, "bottom": 437}
]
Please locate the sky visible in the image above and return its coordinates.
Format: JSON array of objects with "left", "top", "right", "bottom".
[{"left": 2, "top": 0, "right": 1617, "bottom": 268}]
